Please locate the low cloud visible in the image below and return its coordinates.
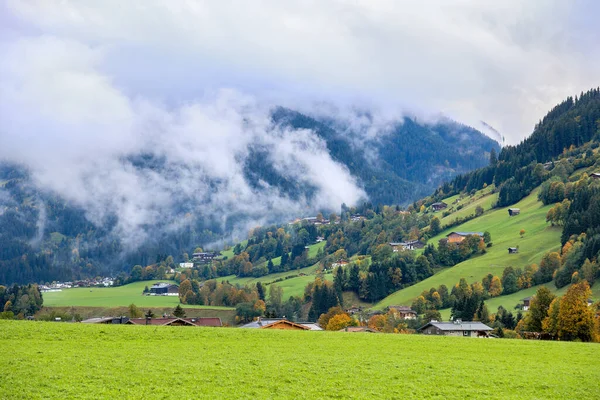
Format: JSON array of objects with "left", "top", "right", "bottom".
[{"left": 0, "top": 37, "right": 365, "bottom": 248}]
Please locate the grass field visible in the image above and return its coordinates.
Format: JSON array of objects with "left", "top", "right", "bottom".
[
  {"left": 42, "top": 280, "right": 234, "bottom": 310},
  {"left": 375, "top": 188, "right": 562, "bottom": 310},
  {"left": 1, "top": 321, "right": 599, "bottom": 399}
]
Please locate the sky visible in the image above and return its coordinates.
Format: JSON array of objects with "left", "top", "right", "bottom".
[{"left": 1, "top": 0, "right": 599, "bottom": 246}]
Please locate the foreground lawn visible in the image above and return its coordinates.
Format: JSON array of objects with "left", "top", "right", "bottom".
[
  {"left": 1, "top": 321, "right": 599, "bottom": 399},
  {"left": 42, "top": 280, "right": 233, "bottom": 309}
]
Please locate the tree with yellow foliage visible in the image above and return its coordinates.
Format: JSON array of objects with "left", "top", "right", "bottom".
[
  {"left": 326, "top": 313, "right": 355, "bottom": 331},
  {"left": 488, "top": 276, "right": 503, "bottom": 297},
  {"left": 556, "top": 281, "right": 596, "bottom": 342}
]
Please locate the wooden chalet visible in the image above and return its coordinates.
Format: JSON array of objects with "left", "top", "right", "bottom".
[
  {"left": 508, "top": 208, "right": 520, "bottom": 216},
  {"left": 388, "top": 305, "right": 417, "bottom": 319},
  {"left": 446, "top": 231, "right": 484, "bottom": 244},
  {"left": 389, "top": 240, "right": 424, "bottom": 252},
  {"left": 149, "top": 282, "right": 179, "bottom": 296},
  {"left": 591, "top": 172, "right": 600, "bottom": 179},
  {"left": 522, "top": 297, "right": 532, "bottom": 311},
  {"left": 240, "top": 318, "right": 322, "bottom": 330},
  {"left": 431, "top": 202, "right": 448, "bottom": 211},
  {"left": 418, "top": 321, "right": 493, "bottom": 337},
  {"left": 508, "top": 247, "right": 519, "bottom": 254}
]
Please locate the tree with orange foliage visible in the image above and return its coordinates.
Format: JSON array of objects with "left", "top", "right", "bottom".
[
  {"left": 367, "top": 314, "right": 386, "bottom": 332},
  {"left": 318, "top": 306, "right": 344, "bottom": 328}
]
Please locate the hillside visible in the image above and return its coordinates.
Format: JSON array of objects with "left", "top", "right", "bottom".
[
  {"left": 2, "top": 321, "right": 599, "bottom": 399},
  {"left": 374, "top": 187, "right": 562, "bottom": 310},
  {"left": 0, "top": 110, "right": 498, "bottom": 285}
]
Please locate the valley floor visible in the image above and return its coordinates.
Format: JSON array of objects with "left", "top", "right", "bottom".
[{"left": 1, "top": 321, "right": 599, "bottom": 399}]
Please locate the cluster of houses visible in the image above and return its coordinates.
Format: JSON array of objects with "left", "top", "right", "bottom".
[{"left": 39, "top": 277, "right": 114, "bottom": 292}]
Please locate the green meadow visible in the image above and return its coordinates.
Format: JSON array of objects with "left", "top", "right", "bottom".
[
  {"left": 1, "top": 320, "right": 599, "bottom": 399},
  {"left": 375, "top": 188, "right": 562, "bottom": 310},
  {"left": 42, "top": 280, "right": 233, "bottom": 310}
]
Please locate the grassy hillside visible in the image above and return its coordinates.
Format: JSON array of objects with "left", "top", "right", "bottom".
[
  {"left": 375, "top": 188, "right": 561, "bottom": 310},
  {"left": 434, "top": 185, "right": 499, "bottom": 228},
  {"left": 1, "top": 321, "right": 598, "bottom": 399},
  {"left": 42, "top": 280, "right": 233, "bottom": 310}
]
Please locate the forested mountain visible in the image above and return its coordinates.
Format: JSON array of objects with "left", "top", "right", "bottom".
[
  {"left": 438, "top": 87, "right": 600, "bottom": 206},
  {"left": 271, "top": 108, "right": 499, "bottom": 205},
  {"left": 0, "top": 108, "right": 497, "bottom": 285}
]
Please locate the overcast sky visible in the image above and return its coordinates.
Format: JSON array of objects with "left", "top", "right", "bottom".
[
  {"left": 1, "top": 1, "right": 599, "bottom": 245},
  {"left": 2, "top": 0, "right": 599, "bottom": 143}
]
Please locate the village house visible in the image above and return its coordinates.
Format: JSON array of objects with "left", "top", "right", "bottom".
[
  {"left": 418, "top": 320, "right": 493, "bottom": 337},
  {"left": 316, "top": 236, "right": 325, "bottom": 243},
  {"left": 179, "top": 262, "right": 194, "bottom": 268},
  {"left": 508, "top": 247, "right": 519, "bottom": 254},
  {"left": 389, "top": 240, "right": 424, "bottom": 252},
  {"left": 149, "top": 282, "right": 179, "bottom": 296},
  {"left": 446, "top": 231, "right": 484, "bottom": 244},
  {"left": 508, "top": 208, "right": 520, "bottom": 216},
  {"left": 239, "top": 318, "right": 322, "bottom": 330},
  {"left": 431, "top": 202, "right": 448, "bottom": 211},
  {"left": 345, "top": 306, "right": 362, "bottom": 315},
  {"left": 388, "top": 305, "right": 417, "bottom": 319},
  {"left": 331, "top": 260, "right": 349, "bottom": 268}
]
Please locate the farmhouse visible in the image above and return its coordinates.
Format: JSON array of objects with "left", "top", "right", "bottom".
[
  {"left": 192, "top": 252, "right": 219, "bottom": 263},
  {"left": 591, "top": 172, "right": 600, "bottom": 179},
  {"left": 388, "top": 305, "right": 417, "bottom": 319},
  {"left": 521, "top": 297, "right": 532, "bottom": 311},
  {"left": 508, "top": 208, "right": 520, "bottom": 216},
  {"left": 126, "top": 317, "right": 222, "bottom": 327},
  {"left": 508, "top": 247, "right": 519, "bottom": 254},
  {"left": 431, "top": 202, "right": 448, "bottom": 211},
  {"left": 149, "top": 282, "right": 179, "bottom": 296},
  {"left": 240, "top": 318, "right": 322, "bottom": 330},
  {"left": 179, "top": 262, "right": 193, "bottom": 268},
  {"left": 418, "top": 320, "right": 493, "bottom": 337},
  {"left": 332, "top": 260, "right": 349, "bottom": 268},
  {"left": 446, "top": 231, "right": 484, "bottom": 243}
]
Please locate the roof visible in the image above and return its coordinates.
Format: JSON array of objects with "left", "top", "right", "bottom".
[
  {"left": 261, "top": 320, "right": 311, "bottom": 330},
  {"left": 418, "top": 321, "right": 493, "bottom": 332},
  {"left": 389, "top": 305, "right": 416, "bottom": 313},
  {"left": 447, "top": 231, "right": 484, "bottom": 237},
  {"left": 151, "top": 282, "right": 177, "bottom": 289},
  {"left": 126, "top": 317, "right": 221, "bottom": 327},
  {"left": 339, "top": 326, "right": 379, "bottom": 333},
  {"left": 508, "top": 208, "right": 520, "bottom": 211},
  {"left": 239, "top": 318, "right": 319, "bottom": 330},
  {"left": 431, "top": 202, "right": 447, "bottom": 206},
  {"left": 521, "top": 297, "right": 532, "bottom": 301},
  {"left": 81, "top": 317, "right": 116, "bottom": 324},
  {"left": 508, "top": 247, "right": 518, "bottom": 250}
]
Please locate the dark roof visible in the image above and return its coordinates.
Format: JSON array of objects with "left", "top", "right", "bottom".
[
  {"left": 418, "top": 321, "right": 493, "bottom": 332},
  {"left": 389, "top": 305, "right": 416, "bottom": 313},
  {"left": 431, "top": 202, "right": 447, "bottom": 206},
  {"left": 126, "top": 317, "right": 221, "bottom": 327},
  {"left": 522, "top": 296, "right": 532, "bottom": 301},
  {"left": 508, "top": 208, "right": 520, "bottom": 211},
  {"left": 447, "top": 231, "right": 484, "bottom": 237},
  {"left": 240, "top": 318, "right": 320, "bottom": 330}
]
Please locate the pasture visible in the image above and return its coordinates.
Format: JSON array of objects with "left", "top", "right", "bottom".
[
  {"left": 375, "top": 188, "right": 562, "bottom": 310},
  {"left": 42, "top": 280, "right": 233, "bottom": 310},
  {"left": 1, "top": 320, "right": 599, "bottom": 399}
]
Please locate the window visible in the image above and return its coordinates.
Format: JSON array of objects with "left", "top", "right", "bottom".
[{"left": 463, "top": 330, "right": 470, "bottom": 336}]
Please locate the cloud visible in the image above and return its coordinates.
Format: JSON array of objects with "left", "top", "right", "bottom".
[
  {"left": 0, "top": 37, "right": 365, "bottom": 248},
  {"left": 4, "top": 0, "right": 599, "bottom": 143}
]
